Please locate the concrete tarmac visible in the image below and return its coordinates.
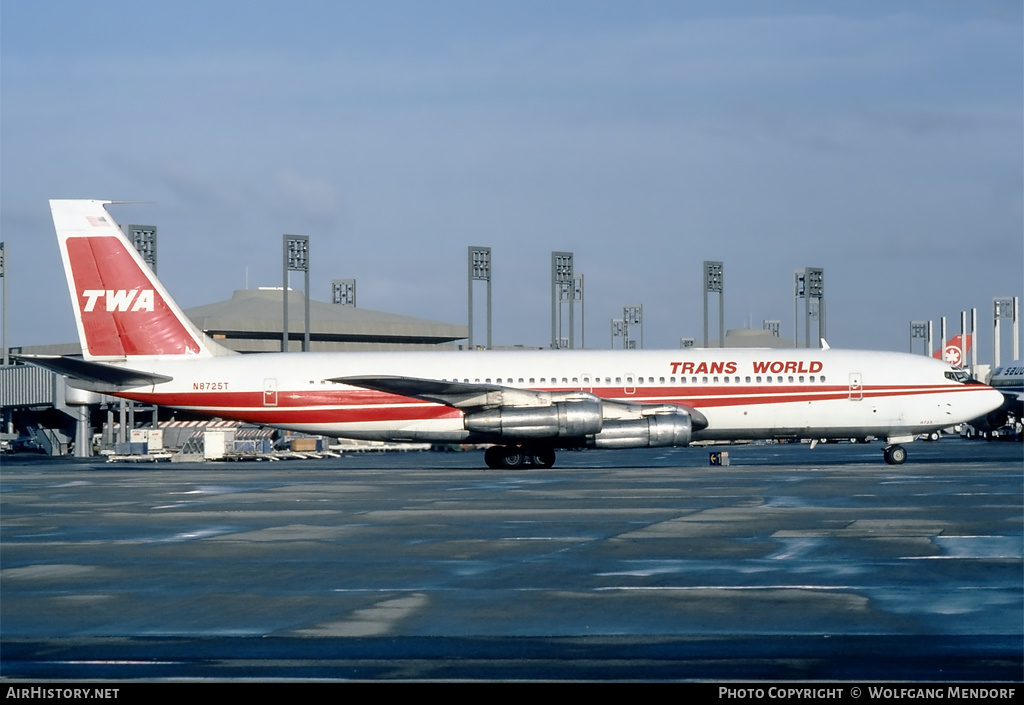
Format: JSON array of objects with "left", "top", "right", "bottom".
[{"left": 1, "top": 439, "right": 1021, "bottom": 680}]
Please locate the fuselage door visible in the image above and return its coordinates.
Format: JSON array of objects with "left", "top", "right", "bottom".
[
  {"left": 624, "top": 372, "right": 636, "bottom": 395},
  {"left": 264, "top": 378, "right": 278, "bottom": 407},
  {"left": 848, "top": 373, "right": 863, "bottom": 401},
  {"left": 580, "top": 373, "right": 593, "bottom": 393}
]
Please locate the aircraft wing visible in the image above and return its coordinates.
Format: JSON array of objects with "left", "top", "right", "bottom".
[
  {"left": 332, "top": 375, "right": 579, "bottom": 409},
  {"left": 334, "top": 375, "right": 708, "bottom": 430},
  {"left": 15, "top": 354, "right": 173, "bottom": 388}
]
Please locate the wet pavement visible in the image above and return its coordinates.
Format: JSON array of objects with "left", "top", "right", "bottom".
[{"left": 1, "top": 439, "right": 1021, "bottom": 680}]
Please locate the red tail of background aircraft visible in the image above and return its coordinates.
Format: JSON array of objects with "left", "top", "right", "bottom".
[{"left": 933, "top": 335, "right": 972, "bottom": 366}]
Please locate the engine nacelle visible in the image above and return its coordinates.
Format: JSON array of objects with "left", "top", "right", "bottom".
[
  {"left": 464, "top": 401, "right": 603, "bottom": 439},
  {"left": 589, "top": 413, "right": 693, "bottom": 449}
]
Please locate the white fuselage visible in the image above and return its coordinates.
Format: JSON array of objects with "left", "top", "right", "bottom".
[{"left": 99, "top": 347, "right": 1004, "bottom": 445}]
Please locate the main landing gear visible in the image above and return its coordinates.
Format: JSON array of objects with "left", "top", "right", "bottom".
[
  {"left": 484, "top": 445, "right": 556, "bottom": 470},
  {"left": 883, "top": 444, "right": 907, "bottom": 465}
]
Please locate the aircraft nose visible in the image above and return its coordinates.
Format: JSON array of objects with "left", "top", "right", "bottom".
[{"left": 983, "top": 386, "right": 1006, "bottom": 414}]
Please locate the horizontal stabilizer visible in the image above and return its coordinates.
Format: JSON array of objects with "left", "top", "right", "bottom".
[{"left": 15, "top": 354, "right": 173, "bottom": 387}]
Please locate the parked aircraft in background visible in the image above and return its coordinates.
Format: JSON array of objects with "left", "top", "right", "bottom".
[
  {"left": 933, "top": 334, "right": 972, "bottom": 366},
  {"left": 980, "top": 361, "right": 1024, "bottom": 438},
  {"left": 989, "top": 361, "right": 1024, "bottom": 402},
  {"left": 19, "top": 200, "right": 1006, "bottom": 467}
]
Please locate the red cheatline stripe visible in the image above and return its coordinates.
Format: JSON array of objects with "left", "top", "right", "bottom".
[{"left": 114, "top": 383, "right": 990, "bottom": 425}]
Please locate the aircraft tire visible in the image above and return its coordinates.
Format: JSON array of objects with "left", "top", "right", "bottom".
[
  {"left": 884, "top": 445, "right": 907, "bottom": 465},
  {"left": 484, "top": 446, "right": 503, "bottom": 469},
  {"left": 530, "top": 448, "right": 556, "bottom": 469},
  {"left": 502, "top": 446, "right": 526, "bottom": 469}
]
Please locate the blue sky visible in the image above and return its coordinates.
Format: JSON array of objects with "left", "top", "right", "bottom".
[{"left": 2, "top": 1, "right": 1021, "bottom": 357}]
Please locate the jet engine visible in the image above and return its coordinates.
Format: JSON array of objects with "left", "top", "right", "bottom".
[
  {"left": 589, "top": 412, "right": 693, "bottom": 449},
  {"left": 464, "top": 401, "right": 603, "bottom": 439}
]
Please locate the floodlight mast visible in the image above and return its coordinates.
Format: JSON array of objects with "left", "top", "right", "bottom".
[
  {"left": 0, "top": 242, "right": 6, "bottom": 367},
  {"left": 794, "top": 267, "right": 824, "bottom": 348},
  {"left": 551, "top": 252, "right": 574, "bottom": 349},
  {"left": 283, "top": 235, "right": 310, "bottom": 352},
  {"left": 468, "top": 247, "right": 492, "bottom": 349},
  {"left": 993, "top": 297, "right": 1020, "bottom": 368},
  {"left": 703, "top": 261, "right": 723, "bottom": 348}
]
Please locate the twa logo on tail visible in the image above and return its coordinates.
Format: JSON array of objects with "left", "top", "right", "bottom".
[
  {"left": 52, "top": 199, "right": 230, "bottom": 360},
  {"left": 81, "top": 289, "right": 155, "bottom": 312}
]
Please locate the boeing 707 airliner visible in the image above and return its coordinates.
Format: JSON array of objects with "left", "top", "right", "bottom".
[{"left": 19, "top": 200, "right": 1005, "bottom": 468}]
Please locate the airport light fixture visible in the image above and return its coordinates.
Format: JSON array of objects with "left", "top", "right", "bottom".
[
  {"left": 127, "top": 225, "right": 160, "bottom": 427},
  {"left": 283, "top": 235, "right": 311, "bottom": 353},
  {"left": 970, "top": 308, "right": 978, "bottom": 371},
  {"left": 332, "top": 279, "right": 356, "bottom": 307},
  {"left": 794, "top": 267, "right": 825, "bottom": 348},
  {"left": 467, "top": 247, "right": 492, "bottom": 349},
  {"left": 623, "top": 304, "right": 643, "bottom": 350},
  {"left": 0, "top": 241, "right": 6, "bottom": 366},
  {"left": 703, "top": 261, "right": 724, "bottom": 348},
  {"left": 611, "top": 318, "right": 624, "bottom": 349},
  {"left": 551, "top": 252, "right": 574, "bottom": 349},
  {"left": 574, "top": 273, "right": 585, "bottom": 349},
  {"left": 127, "top": 225, "right": 157, "bottom": 273},
  {"left": 993, "top": 297, "right": 1020, "bottom": 367},
  {"left": 910, "top": 321, "right": 929, "bottom": 355},
  {"left": 960, "top": 311, "right": 969, "bottom": 370}
]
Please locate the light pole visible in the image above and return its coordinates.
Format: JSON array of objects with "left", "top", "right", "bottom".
[
  {"left": 551, "top": 252, "right": 574, "bottom": 349},
  {"left": 703, "top": 261, "right": 723, "bottom": 348},
  {"left": 283, "top": 235, "right": 310, "bottom": 352},
  {"left": 467, "top": 247, "right": 492, "bottom": 349}
]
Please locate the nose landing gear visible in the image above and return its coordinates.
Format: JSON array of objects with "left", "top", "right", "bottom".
[{"left": 883, "top": 444, "right": 907, "bottom": 465}]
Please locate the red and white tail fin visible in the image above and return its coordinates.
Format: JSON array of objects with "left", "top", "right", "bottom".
[
  {"left": 933, "top": 334, "right": 972, "bottom": 366},
  {"left": 52, "top": 199, "right": 234, "bottom": 361}
]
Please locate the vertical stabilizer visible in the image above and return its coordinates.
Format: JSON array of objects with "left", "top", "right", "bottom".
[
  {"left": 52, "top": 199, "right": 234, "bottom": 360},
  {"left": 933, "top": 334, "right": 972, "bottom": 366}
]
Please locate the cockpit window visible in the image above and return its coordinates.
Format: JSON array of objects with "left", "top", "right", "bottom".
[{"left": 944, "top": 369, "right": 970, "bottom": 383}]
